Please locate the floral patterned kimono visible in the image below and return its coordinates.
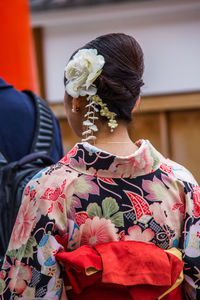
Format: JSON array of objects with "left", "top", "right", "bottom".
[{"left": 0, "top": 140, "right": 200, "bottom": 299}]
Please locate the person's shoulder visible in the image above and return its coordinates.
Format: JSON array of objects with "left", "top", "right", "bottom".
[
  {"left": 144, "top": 141, "right": 198, "bottom": 186},
  {"left": 164, "top": 158, "right": 198, "bottom": 186},
  {"left": 0, "top": 79, "right": 33, "bottom": 109},
  {"left": 0, "top": 78, "right": 13, "bottom": 89},
  {"left": 28, "top": 161, "right": 78, "bottom": 189}
]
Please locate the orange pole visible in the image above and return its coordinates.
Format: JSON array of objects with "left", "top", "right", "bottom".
[{"left": 0, "top": 0, "right": 39, "bottom": 92}]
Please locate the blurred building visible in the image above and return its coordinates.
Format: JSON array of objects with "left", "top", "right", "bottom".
[{"left": 30, "top": 0, "right": 200, "bottom": 182}]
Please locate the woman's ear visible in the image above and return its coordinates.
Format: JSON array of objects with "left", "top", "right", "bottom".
[
  {"left": 72, "top": 96, "right": 87, "bottom": 112},
  {"left": 72, "top": 97, "right": 81, "bottom": 112},
  {"left": 132, "top": 97, "right": 141, "bottom": 113}
]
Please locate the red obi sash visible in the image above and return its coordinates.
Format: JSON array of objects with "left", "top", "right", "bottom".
[{"left": 56, "top": 241, "right": 184, "bottom": 300}]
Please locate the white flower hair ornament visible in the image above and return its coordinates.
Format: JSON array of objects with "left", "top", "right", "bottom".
[{"left": 64, "top": 48, "right": 118, "bottom": 142}]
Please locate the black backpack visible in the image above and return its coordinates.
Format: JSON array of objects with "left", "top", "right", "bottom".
[{"left": 0, "top": 91, "right": 56, "bottom": 264}]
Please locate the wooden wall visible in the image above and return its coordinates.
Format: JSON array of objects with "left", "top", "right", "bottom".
[{"left": 51, "top": 92, "right": 200, "bottom": 184}]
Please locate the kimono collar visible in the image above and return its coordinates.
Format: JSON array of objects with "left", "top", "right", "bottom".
[{"left": 60, "top": 139, "right": 163, "bottom": 178}]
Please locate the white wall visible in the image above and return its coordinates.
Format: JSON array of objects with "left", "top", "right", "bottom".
[{"left": 31, "top": 0, "right": 200, "bottom": 102}]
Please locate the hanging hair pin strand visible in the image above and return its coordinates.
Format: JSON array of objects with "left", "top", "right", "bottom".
[{"left": 64, "top": 48, "right": 118, "bottom": 141}]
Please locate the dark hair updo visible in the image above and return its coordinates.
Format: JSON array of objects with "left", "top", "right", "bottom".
[{"left": 72, "top": 33, "right": 144, "bottom": 122}]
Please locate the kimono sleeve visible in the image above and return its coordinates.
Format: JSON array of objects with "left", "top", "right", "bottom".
[
  {"left": 179, "top": 182, "right": 200, "bottom": 300},
  {"left": 0, "top": 168, "right": 69, "bottom": 299}
]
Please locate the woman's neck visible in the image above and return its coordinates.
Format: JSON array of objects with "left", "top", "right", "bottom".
[{"left": 91, "top": 121, "right": 138, "bottom": 156}]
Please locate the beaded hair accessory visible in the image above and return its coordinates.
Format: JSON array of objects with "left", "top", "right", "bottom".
[{"left": 64, "top": 48, "right": 118, "bottom": 142}]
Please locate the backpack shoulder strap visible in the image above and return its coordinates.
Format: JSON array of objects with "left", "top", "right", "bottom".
[{"left": 23, "top": 90, "right": 55, "bottom": 156}]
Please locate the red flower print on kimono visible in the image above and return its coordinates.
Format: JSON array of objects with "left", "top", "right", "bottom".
[
  {"left": 24, "top": 185, "right": 30, "bottom": 196},
  {"left": 59, "top": 145, "right": 78, "bottom": 165},
  {"left": 40, "top": 179, "right": 67, "bottom": 229},
  {"left": 9, "top": 194, "right": 36, "bottom": 250},
  {"left": 193, "top": 186, "right": 200, "bottom": 218},
  {"left": 160, "top": 163, "right": 172, "bottom": 174},
  {"left": 8, "top": 261, "right": 32, "bottom": 294},
  {"left": 172, "top": 194, "right": 185, "bottom": 215}
]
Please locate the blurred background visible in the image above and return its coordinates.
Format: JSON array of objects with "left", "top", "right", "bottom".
[{"left": 1, "top": 0, "right": 200, "bottom": 182}]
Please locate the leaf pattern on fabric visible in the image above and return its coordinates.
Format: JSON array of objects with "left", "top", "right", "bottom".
[
  {"left": 99, "top": 177, "right": 117, "bottom": 185},
  {"left": 24, "top": 237, "right": 37, "bottom": 258},
  {"left": 86, "top": 197, "right": 124, "bottom": 227},
  {"left": 142, "top": 176, "right": 169, "bottom": 202},
  {"left": 75, "top": 212, "right": 90, "bottom": 227},
  {"left": 87, "top": 203, "right": 102, "bottom": 218},
  {"left": 7, "top": 237, "right": 37, "bottom": 261},
  {"left": 110, "top": 212, "right": 124, "bottom": 228},
  {"left": 102, "top": 197, "right": 118, "bottom": 218},
  {"left": 0, "top": 279, "right": 5, "bottom": 293},
  {"left": 125, "top": 191, "right": 152, "bottom": 224}
]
